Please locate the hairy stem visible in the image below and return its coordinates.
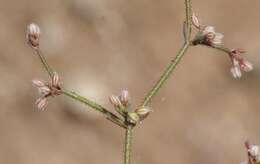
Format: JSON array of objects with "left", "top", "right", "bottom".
[
  {"left": 140, "top": 43, "right": 190, "bottom": 107},
  {"left": 62, "top": 90, "right": 125, "bottom": 128},
  {"left": 124, "top": 125, "right": 133, "bottom": 164}
]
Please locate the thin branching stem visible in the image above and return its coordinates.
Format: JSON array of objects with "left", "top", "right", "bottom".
[
  {"left": 62, "top": 90, "right": 125, "bottom": 128},
  {"left": 140, "top": 43, "right": 190, "bottom": 107},
  {"left": 33, "top": 49, "right": 124, "bottom": 127},
  {"left": 140, "top": 0, "right": 192, "bottom": 108}
]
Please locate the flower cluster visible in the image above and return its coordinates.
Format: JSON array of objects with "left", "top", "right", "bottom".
[
  {"left": 242, "top": 141, "right": 260, "bottom": 164},
  {"left": 32, "top": 72, "right": 61, "bottom": 110},
  {"left": 191, "top": 14, "right": 224, "bottom": 46},
  {"left": 191, "top": 14, "right": 253, "bottom": 79},
  {"left": 109, "top": 90, "right": 151, "bottom": 124}
]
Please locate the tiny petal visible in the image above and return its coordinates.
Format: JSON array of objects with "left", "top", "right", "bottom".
[
  {"left": 32, "top": 79, "right": 45, "bottom": 87},
  {"left": 249, "top": 145, "right": 260, "bottom": 157},
  {"left": 26, "top": 23, "right": 40, "bottom": 49},
  {"left": 119, "top": 89, "right": 130, "bottom": 106},
  {"left": 36, "top": 97, "right": 48, "bottom": 111},
  {"left": 241, "top": 60, "right": 253, "bottom": 72},
  {"left": 39, "top": 86, "right": 51, "bottom": 95},
  {"left": 212, "top": 33, "right": 224, "bottom": 45},
  {"left": 52, "top": 72, "right": 60, "bottom": 87},
  {"left": 192, "top": 13, "right": 200, "bottom": 29},
  {"left": 109, "top": 95, "right": 122, "bottom": 107},
  {"left": 203, "top": 26, "right": 215, "bottom": 34},
  {"left": 230, "top": 66, "right": 242, "bottom": 79}
]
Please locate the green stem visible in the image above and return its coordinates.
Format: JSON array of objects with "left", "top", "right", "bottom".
[
  {"left": 140, "top": 0, "right": 192, "bottom": 108},
  {"left": 140, "top": 43, "right": 190, "bottom": 107},
  {"left": 33, "top": 48, "right": 125, "bottom": 128},
  {"left": 184, "top": 0, "right": 192, "bottom": 42},
  {"left": 124, "top": 125, "right": 133, "bottom": 164},
  {"left": 62, "top": 90, "right": 125, "bottom": 128},
  {"left": 35, "top": 49, "right": 54, "bottom": 78}
]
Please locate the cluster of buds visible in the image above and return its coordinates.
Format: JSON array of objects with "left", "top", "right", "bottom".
[
  {"left": 229, "top": 49, "right": 253, "bottom": 78},
  {"left": 242, "top": 141, "right": 260, "bottom": 164},
  {"left": 32, "top": 72, "right": 61, "bottom": 110},
  {"left": 109, "top": 90, "right": 152, "bottom": 125},
  {"left": 191, "top": 14, "right": 224, "bottom": 47},
  {"left": 191, "top": 13, "right": 253, "bottom": 78},
  {"left": 26, "top": 23, "right": 41, "bottom": 49}
]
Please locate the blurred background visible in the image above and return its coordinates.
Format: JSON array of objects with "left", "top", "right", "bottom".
[{"left": 0, "top": 0, "right": 260, "bottom": 163}]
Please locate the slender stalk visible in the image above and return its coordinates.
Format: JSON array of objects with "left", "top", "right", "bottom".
[
  {"left": 35, "top": 49, "right": 54, "bottom": 78},
  {"left": 140, "top": 43, "right": 189, "bottom": 107},
  {"left": 33, "top": 48, "right": 125, "bottom": 127},
  {"left": 184, "top": 0, "right": 192, "bottom": 42},
  {"left": 124, "top": 125, "right": 133, "bottom": 164},
  {"left": 62, "top": 90, "right": 125, "bottom": 128},
  {"left": 140, "top": 0, "right": 192, "bottom": 108}
]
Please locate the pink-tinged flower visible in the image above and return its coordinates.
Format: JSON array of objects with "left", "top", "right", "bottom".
[
  {"left": 202, "top": 26, "right": 224, "bottom": 46},
  {"left": 26, "top": 23, "right": 40, "bottom": 49},
  {"left": 35, "top": 97, "right": 48, "bottom": 111},
  {"left": 229, "top": 49, "right": 253, "bottom": 79},
  {"left": 119, "top": 89, "right": 130, "bottom": 106},
  {"left": 32, "top": 73, "right": 61, "bottom": 110}
]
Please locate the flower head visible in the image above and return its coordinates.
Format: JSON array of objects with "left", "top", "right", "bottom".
[
  {"left": 26, "top": 23, "right": 41, "bottom": 49},
  {"left": 32, "top": 72, "right": 61, "bottom": 110},
  {"left": 229, "top": 49, "right": 253, "bottom": 79}
]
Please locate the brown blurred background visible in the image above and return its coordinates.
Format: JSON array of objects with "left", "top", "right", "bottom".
[{"left": 0, "top": 0, "right": 260, "bottom": 163}]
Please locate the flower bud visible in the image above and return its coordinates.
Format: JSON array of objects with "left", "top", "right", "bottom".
[
  {"left": 109, "top": 95, "right": 122, "bottom": 107},
  {"left": 52, "top": 72, "right": 60, "bottom": 87},
  {"left": 136, "top": 107, "right": 152, "bottom": 120},
  {"left": 26, "top": 23, "right": 40, "bottom": 49},
  {"left": 119, "top": 89, "right": 130, "bottom": 106},
  {"left": 192, "top": 13, "right": 200, "bottom": 29},
  {"left": 32, "top": 79, "right": 45, "bottom": 87},
  {"left": 35, "top": 97, "right": 48, "bottom": 111}
]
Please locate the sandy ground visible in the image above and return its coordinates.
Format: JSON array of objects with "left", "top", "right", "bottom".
[{"left": 0, "top": 0, "right": 260, "bottom": 163}]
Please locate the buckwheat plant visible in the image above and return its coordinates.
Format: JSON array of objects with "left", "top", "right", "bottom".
[{"left": 26, "top": 0, "right": 254, "bottom": 164}]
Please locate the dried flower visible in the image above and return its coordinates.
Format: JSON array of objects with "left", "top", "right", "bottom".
[
  {"left": 32, "top": 73, "right": 61, "bottom": 110},
  {"left": 26, "top": 23, "right": 41, "bottom": 49},
  {"left": 229, "top": 49, "right": 253, "bottom": 79}
]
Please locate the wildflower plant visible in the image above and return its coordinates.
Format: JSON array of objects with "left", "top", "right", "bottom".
[{"left": 26, "top": 0, "right": 255, "bottom": 163}]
